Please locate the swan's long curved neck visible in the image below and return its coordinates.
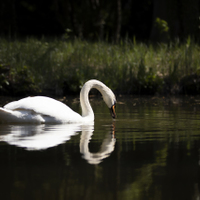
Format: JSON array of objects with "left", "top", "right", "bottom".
[{"left": 80, "top": 80, "right": 107, "bottom": 121}]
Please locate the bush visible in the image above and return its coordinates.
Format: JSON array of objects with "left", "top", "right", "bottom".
[{"left": 0, "top": 37, "right": 200, "bottom": 96}]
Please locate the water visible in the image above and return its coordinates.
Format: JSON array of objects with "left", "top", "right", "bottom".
[{"left": 0, "top": 96, "right": 200, "bottom": 200}]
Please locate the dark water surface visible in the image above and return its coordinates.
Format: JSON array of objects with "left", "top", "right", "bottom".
[{"left": 0, "top": 96, "right": 200, "bottom": 200}]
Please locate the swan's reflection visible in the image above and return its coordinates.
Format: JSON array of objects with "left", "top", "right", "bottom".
[
  {"left": 80, "top": 124, "right": 115, "bottom": 164},
  {"left": 0, "top": 123, "right": 116, "bottom": 164},
  {"left": 0, "top": 124, "right": 83, "bottom": 150}
]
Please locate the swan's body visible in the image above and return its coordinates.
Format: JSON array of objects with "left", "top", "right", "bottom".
[{"left": 0, "top": 80, "right": 116, "bottom": 124}]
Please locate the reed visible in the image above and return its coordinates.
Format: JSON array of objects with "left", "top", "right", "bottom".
[{"left": 0, "top": 37, "right": 200, "bottom": 95}]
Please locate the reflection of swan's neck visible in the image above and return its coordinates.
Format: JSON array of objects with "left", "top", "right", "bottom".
[
  {"left": 80, "top": 80, "right": 109, "bottom": 121},
  {"left": 80, "top": 127, "right": 116, "bottom": 165}
]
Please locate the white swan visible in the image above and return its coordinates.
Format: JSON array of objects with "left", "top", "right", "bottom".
[{"left": 0, "top": 79, "right": 116, "bottom": 124}]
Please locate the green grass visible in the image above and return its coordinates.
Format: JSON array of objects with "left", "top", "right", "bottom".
[{"left": 0, "top": 37, "right": 200, "bottom": 96}]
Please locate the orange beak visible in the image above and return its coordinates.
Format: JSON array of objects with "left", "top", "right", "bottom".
[{"left": 110, "top": 104, "right": 116, "bottom": 119}]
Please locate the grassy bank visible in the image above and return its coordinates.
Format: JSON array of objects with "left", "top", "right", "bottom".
[{"left": 0, "top": 37, "right": 200, "bottom": 96}]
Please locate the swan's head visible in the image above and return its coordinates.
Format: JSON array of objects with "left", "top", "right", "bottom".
[
  {"left": 102, "top": 89, "right": 116, "bottom": 119},
  {"left": 81, "top": 79, "right": 117, "bottom": 119}
]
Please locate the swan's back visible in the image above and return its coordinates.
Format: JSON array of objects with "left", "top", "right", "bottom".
[
  {"left": 2, "top": 96, "right": 82, "bottom": 123},
  {"left": 4, "top": 96, "right": 71, "bottom": 114}
]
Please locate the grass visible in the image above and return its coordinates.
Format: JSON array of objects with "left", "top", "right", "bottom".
[{"left": 0, "top": 37, "right": 200, "bottom": 96}]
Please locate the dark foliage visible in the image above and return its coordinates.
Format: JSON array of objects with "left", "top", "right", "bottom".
[
  {"left": 0, "top": 0, "right": 199, "bottom": 42},
  {"left": 0, "top": 64, "right": 40, "bottom": 96}
]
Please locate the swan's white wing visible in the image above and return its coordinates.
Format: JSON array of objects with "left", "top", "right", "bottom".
[
  {"left": 4, "top": 96, "right": 73, "bottom": 114},
  {"left": 3, "top": 96, "right": 82, "bottom": 123}
]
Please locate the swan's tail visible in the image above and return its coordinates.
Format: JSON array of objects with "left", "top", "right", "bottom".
[
  {"left": 0, "top": 108, "right": 18, "bottom": 123},
  {"left": 0, "top": 108, "right": 33, "bottom": 123},
  {"left": 0, "top": 107, "right": 45, "bottom": 123}
]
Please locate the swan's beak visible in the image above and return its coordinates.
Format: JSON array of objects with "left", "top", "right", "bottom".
[{"left": 110, "top": 104, "right": 116, "bottom": 119}]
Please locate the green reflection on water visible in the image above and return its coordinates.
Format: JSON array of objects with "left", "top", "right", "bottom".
[{"left": 0, "top": 96, "right": 200, "bottom": 200}]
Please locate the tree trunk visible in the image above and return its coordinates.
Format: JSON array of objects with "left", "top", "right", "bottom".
[{"left": 115, "top": 0, "right": 121, "bottom": 43}]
